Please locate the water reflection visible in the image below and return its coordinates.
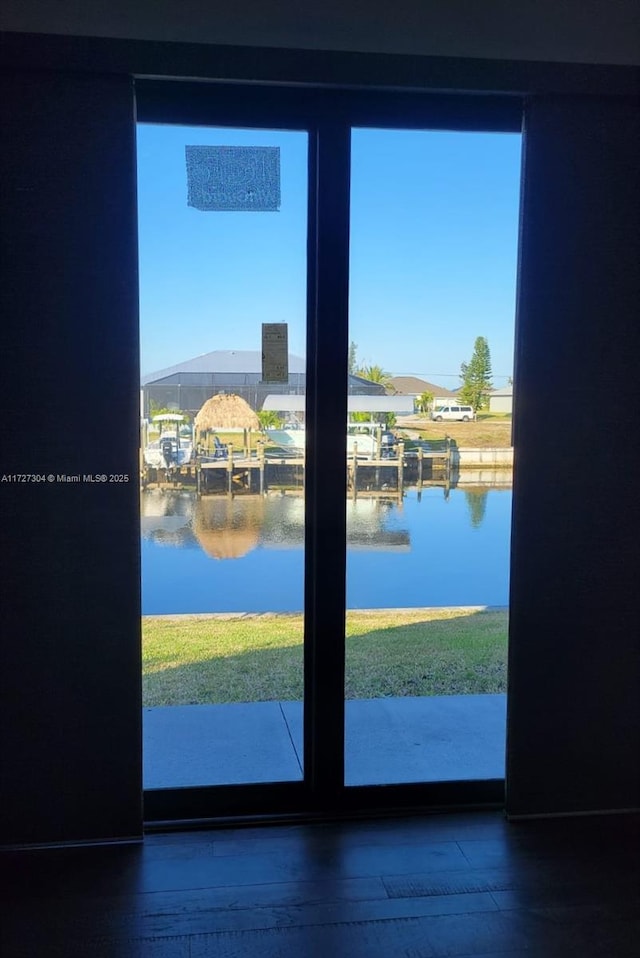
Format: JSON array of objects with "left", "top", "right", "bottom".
[
  {"left": 140, "top": 490, "right": 411, "bottom": 556},
  {"left": 139, "top": 490, "right": 196, "bottom": 549},
  {"left": 194, "top": 496, "right": 264, "bottom": 560},
  {"left": 463, "top": 489, "right": 489, "bottom": 529},
  {"left": 141, "top": 486, "right": 512, "bottom": 613}
]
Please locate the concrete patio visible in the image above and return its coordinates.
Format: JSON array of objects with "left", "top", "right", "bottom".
[{"left": 144, "top": 694, "right": 506, "bottom": 789}]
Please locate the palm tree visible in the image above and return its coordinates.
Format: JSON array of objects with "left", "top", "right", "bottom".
[
  {"left": 415, "top": 391, "right": 434, "bottom": 415},
  {"left": 357, "top": 363, "right": 393, "bottom": 392}
]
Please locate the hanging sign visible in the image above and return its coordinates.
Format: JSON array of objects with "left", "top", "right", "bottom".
[{"left": 262, "top": 323, "right": 289, "bottom": 383}]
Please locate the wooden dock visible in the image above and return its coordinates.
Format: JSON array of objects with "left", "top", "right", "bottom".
[{"left": 141, "top": 439, "right": 450, "bottom": 496}]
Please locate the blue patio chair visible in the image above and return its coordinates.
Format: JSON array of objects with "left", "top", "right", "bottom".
[{"left": 213, "top": 435, "right": 228, "bottom": 459}]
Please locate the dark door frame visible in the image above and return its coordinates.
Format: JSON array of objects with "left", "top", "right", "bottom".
[{"left": 137, "top": 81, "right": 522, "bottom": 826}]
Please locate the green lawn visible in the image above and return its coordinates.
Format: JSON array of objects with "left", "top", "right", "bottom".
[{"left": 142, "top": 608, "right": 508, "bottom": 706}]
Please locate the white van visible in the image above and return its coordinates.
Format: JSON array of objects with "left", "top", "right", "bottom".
[{"left": 431, "top": 405, "right": 475, "bottom": 422}]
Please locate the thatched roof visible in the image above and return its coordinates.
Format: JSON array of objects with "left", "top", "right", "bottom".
[
  {"left": 194, "top": 393, "right": 260, "bottom": 434},
  {"left": 192, "top": 495, "right": 264, "bottom": 560}
]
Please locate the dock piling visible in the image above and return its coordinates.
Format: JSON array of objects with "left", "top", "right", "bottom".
[
  {"left": 258, "top": 442, "right": 265, "bottom": 494},
  {"left": 227, "top": 444, "right": 234, "bottom": 496},
  {"left": 352, "top": 442, "right": 358, "bottom": 499}
]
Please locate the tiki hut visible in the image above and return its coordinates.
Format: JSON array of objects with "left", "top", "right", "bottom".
[
  {"left": 194, "top": 393, "right": 260, "bottom": 436},
  {"left": 193, "top": 495, "right": 264, "bottom": 560}
]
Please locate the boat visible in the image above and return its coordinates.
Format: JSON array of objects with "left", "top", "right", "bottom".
[
  {"left": 143, "top": 413, "right": 194, "bottom": 469},
  {"left": 264, "top": 421, "right": 394, "bottom": 459},
  {"left": 264, "top": 423, "right": 306, "bottom": 455}
]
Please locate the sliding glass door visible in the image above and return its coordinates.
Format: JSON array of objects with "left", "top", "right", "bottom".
[
  {"left": 345, "top": 127, "right": 521, "bottom": 787},
  {"left": 135, "top": 83, "right": 522, "bottom": 820},
  {"left": 137, "top": 121, "right": 309, "bottom": 792}
]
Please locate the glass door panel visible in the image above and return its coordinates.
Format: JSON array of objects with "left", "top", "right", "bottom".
[
  {"left": 345, "top": 128, "right": 521, "bottom": 785},
  {"left": 137, "top": 124, "right": 308, "bottom": 789}
]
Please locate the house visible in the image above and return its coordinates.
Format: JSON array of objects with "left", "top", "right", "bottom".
[
  {"left": 2, "top": 5, "right": 639, "bottom": 946},
  {"left": 142, "top": 349, "right": 385, "bottom": 417},
  {"left": 489, "top": 386, "right": 513, "bottom": 414},
  {"left": 388, "top": 375, "right": 458, "bottom": 411}
]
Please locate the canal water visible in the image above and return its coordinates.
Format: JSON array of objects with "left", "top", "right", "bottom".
[{"left": 141, "top": 485, "right": 512, "bottom": 614}]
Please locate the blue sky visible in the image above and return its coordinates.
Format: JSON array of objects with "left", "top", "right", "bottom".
[{"left": 137, "top": 124, "right": 521, "bottom": 388}]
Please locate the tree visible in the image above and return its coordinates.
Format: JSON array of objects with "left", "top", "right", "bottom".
[
  {"left": 257, "top": 410, "right": 283, "bottom": 429},
  {"left": 357, "top": 363, "right": 393, "bottom": 391},
  {"left": 349, "top": 409, "right": 395, "bottom": 427},
  {"left": 348, "top": 341, "right": 358, "bottom": 374},
  {"left": 459, "top": 336, "right": 493, "bottom": 412},
  {"left": 415, "top": 391, "right": 434, "bottom": 415},
  {"left": 464, "top": 489, "right": 489, "bottom": 529}
]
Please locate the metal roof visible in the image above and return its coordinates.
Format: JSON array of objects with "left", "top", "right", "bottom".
[
  {"left": 490, "top": 386, "right": 514, "bottom": 397},
  {"left": 262, "top": 395, "right": 414, "bottom": 413},
  {"left": 142, "top": 350, "right": 306, "bottom": 385},
  {"left": 349, "top": 395, "right": 414, "bottom": 412}
]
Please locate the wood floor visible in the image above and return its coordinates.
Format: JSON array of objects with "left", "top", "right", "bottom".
[{"left": 2, "top": 810, "right": 639, "bottom": 957}]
